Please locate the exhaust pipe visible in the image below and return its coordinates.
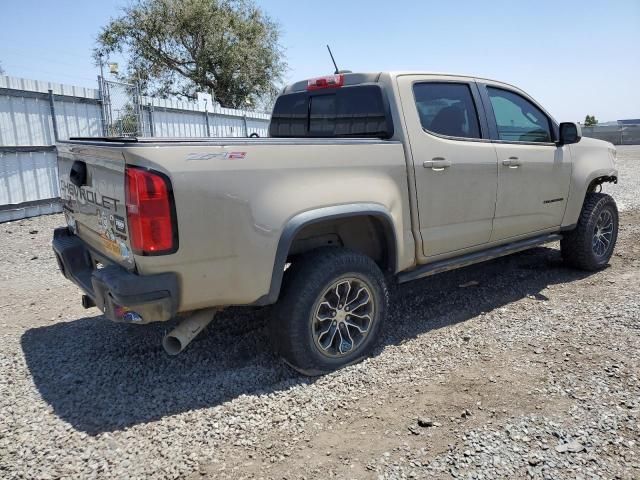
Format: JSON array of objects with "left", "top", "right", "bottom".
[
  {"left": 81, "top": 294, "right": 96, "bottom": 309},
  {"left": 162, "top": 308, "right": 218, "bottom": 355}
]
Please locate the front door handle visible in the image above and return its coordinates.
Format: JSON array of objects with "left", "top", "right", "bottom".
[
  {"left": 423, "top": 157, "right": 452, "bottom": 171},
  {"left": 502, "top": 157, "right": 522, "bottom": 168}
]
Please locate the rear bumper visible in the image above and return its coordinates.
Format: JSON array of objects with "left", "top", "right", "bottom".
[{"left": 52, "top": 227, "right": 179, "bottom": 323}]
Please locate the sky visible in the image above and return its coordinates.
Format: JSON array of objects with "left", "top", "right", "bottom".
[{"left": 0, "top": 0, "right": 638, "bottom": 122}]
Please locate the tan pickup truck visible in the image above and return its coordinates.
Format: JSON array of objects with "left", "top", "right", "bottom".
[{"left": 53, "top": 72, "right": 619, "bottom": 374}]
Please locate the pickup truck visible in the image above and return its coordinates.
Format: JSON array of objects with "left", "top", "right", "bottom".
[{"left": 53, "top": 72, "right": 619, "bottom": 375}]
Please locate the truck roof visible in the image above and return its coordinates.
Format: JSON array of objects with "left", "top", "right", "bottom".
[{"left": 282, "top": 71, "right": 520, "bottom": 94}]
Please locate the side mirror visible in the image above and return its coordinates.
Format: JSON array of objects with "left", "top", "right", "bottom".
[{"left": 558, "top": 122, "right": 582, "bottom": 146}]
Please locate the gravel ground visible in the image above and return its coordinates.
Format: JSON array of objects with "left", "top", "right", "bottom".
[
  {"left": 0, "top": 146, "right": 639, "bottom": 479},
  {"left": 603, "top": 145, "right": 640, "bottom": 212}
]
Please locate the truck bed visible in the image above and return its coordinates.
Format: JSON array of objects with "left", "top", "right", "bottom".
[{"left": 56, "top": 136, "right": 412, "bottom": 313}]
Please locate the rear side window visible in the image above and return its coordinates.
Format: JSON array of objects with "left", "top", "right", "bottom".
[
  {"left": 413, "top": 83, "right": 481, "bottom": 139},
  {"left": 269, "top": 92, "right": 308, "bottom": 136},
  {"left": 487, "top": 87, "right": 552, "bottom": 143},
  {"left": 269, "top": 85, "right": 393, "bottom": 138}
]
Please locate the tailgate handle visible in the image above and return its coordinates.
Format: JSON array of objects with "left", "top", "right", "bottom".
[{"left": 70, "top": 160, "right": 87, "bottom": 187}]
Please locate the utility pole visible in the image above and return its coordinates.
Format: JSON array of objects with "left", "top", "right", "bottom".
[{"left": 97, "top": 53, "right": 108, "bottom": 136}]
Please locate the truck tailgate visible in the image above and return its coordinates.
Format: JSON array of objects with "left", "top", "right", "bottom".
[{"left": 56, "top": 143, "right": 134, "bottom": 269}]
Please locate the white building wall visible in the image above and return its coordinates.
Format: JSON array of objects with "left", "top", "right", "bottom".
[{"left": 1, "top": 75, "right": 271, "bottom": 222}]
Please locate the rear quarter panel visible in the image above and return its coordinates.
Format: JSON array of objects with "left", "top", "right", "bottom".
[{"left": 122, "top": 141, "right": 413, "bottom": 311}]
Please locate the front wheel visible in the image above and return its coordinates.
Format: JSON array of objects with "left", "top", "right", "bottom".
[
  {"left": 270, "top": 248, "right": 389, "bottom": 376},
  {"left": 561, "top": 192, "right": 618, "bottom": 271}
]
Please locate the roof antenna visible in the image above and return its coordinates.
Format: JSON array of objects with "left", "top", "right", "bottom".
[
  {"left": 327, "top": 45, "right": 340, "bottom": 74},
  {"left": 326, "top": 45, "right": 351, "bottom": 74}
]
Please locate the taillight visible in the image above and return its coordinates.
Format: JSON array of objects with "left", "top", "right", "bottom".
[
  {"left": 307, "top": 74, "right": 344, "bottom": 91},
  {"left": 125, "top": 166, "right": 177, "bottom": 255}
]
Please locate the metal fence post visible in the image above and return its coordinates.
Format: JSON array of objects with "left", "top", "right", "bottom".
[
  {"left": 242, "top": 114, "right": 249, "bottom": 137},
  {"left": 204, "top": 109, "right": 211, "bottom": 137},
  {"left": 134, "top": 81, "right": 144, "bottom": 137},
  {"left": 97, "top": 75, "right": 107, "bottom": 136},
  {"left": 47, "top": 89, "right": 60, "bottom": 142},
  {"left": 147, "top": 103, "right": 155, "bottom": 137}
]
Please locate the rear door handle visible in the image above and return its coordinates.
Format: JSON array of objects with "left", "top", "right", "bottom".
[
  {"left": 423, "top": 157, "right": 452, "bottom": 171},
  {"left": 502, "top": 157, "right": 522, "bottom": 168}
]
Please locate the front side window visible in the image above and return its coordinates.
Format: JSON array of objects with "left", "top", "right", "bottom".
[
  {"left": 487, "top": 87, "right": 552, "bottom": 143},
  {"left": 413, "top": 82, "right": 481, "bottom": 139}
]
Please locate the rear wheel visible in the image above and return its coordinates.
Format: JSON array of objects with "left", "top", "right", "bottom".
[
  {"left": 561, "top": 193, "right": 618, "bottom": 271},
  {"left": 270, "top": 248, "right": 389, "bottom": 376}
]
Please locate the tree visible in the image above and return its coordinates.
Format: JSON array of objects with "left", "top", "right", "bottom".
[
  {"left": 584, "top": 115, "right": 598, "bottom": 127},
  {"left": 95, "top": 0, "right": 286, "bottom": 109}
]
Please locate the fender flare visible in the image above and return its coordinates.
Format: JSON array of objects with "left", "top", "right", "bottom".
[
  {"left": 586, "top": 172, "right": 617, "bottom": 190},
  {"left": 562, "top": 167, "right": 618, "bottom": 229},
  {"left": 253, "top": 203, "right": 398, "bottom": 306}
]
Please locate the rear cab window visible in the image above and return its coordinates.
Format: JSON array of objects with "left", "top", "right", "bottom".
[
  {"left": 309, "top": 95, "right": 336, "bottom": 135},
  {"left": 270, "top": 84, "right": 393, "bottom": 138},
  {"left": 413, "top": 83, "right": 481, "bottom": 139}
]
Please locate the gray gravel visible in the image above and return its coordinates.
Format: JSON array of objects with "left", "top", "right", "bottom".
[
  {"left": 0, "top": 147, "right": 638, "bottom": 479},
  {"left": 603, "top": 145, "right": 640, "bottom": 211}
]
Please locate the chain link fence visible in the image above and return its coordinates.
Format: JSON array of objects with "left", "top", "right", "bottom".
[
  {"left": 582, "top": 125, "right": 640, "bottom": 145},
  {"left": 99, "top": 78, "right": 144, "bottom": 137},
  {"left": 98, "top": 77, "right": 270, "bottom": 139}
]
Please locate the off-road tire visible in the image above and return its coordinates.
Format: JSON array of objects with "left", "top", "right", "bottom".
[
  {"left": 270, "top": 248, "right": 389, "bottom": 376},
  {"left": 561, "top": 193, "right": 618, "bottom": 271}
]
